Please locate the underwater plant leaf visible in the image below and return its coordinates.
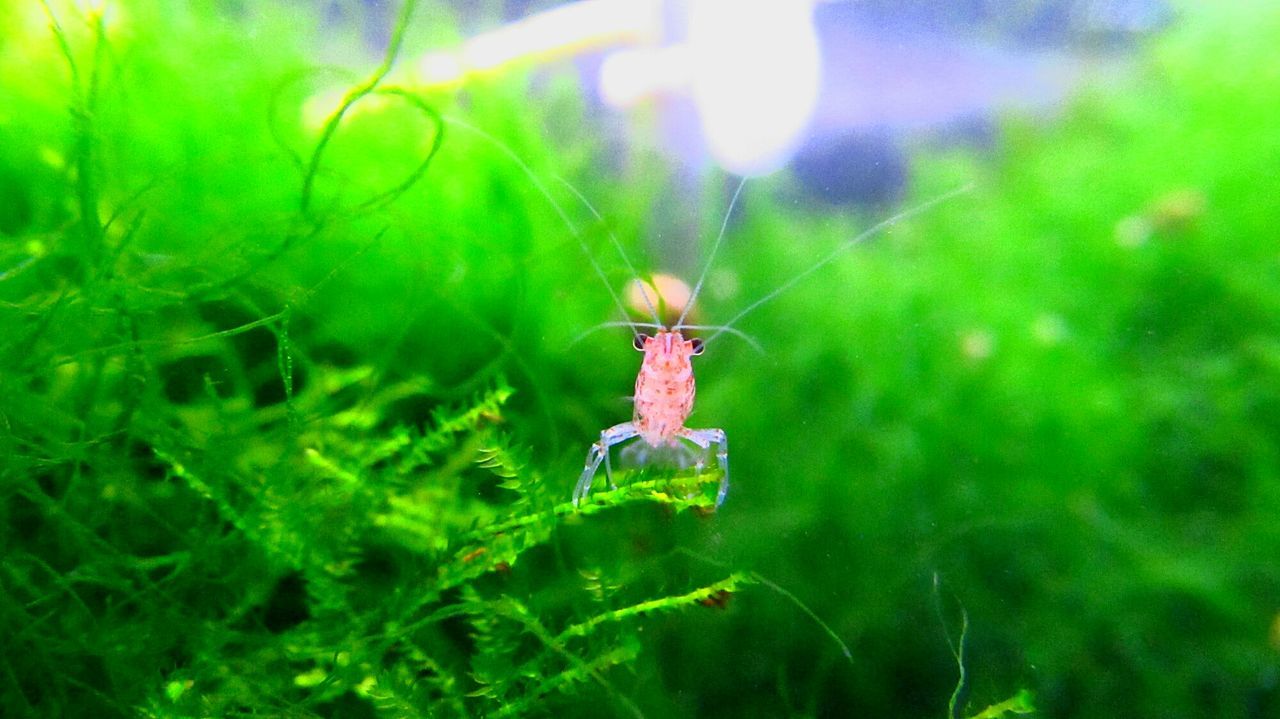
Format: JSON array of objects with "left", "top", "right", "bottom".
[{"left": 966, "top": 689, "right": 1036, "bottom": 719}]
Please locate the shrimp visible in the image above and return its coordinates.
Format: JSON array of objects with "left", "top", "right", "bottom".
[
  {"left": 443, "top": 115, "right": 970, "bottom": 511},
  {"left": 565, "top": 177, "right": 750, "bottom": 509},
  {"left": 570, "top": 179, "right": 973, "bottom": 509},
  {"left": 574, "top": 328, "right": 727, "bottom": 506}
]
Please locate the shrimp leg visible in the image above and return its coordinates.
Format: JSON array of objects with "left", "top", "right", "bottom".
[
  {"left": 575, "top": 422, "right": 640, "bottom": 506},
  {"left": 679, "top": 427, "right": 730, "bottom": 507}
]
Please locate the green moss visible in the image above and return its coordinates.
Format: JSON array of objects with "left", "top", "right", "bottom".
[{"left": 3, "top": 0, "right": 1279, "bottom": 717}]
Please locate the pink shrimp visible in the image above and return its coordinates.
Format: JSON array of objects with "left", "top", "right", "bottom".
[
  {"left": 574, "top": 328, "right": 728, "bottom": 507},
  {"left": 567, "top": 178, "right": 752, "bottom": 509},
  {"left": 569, "top": 179, "right": 972, "bottom": 509}
]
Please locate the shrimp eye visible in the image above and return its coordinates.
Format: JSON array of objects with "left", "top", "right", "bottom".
[
  {"left": 689, "top": 338, "right": 705, "bottom": 355},
  {"left": 632, "top": 334, "right": 649, "bottom": 351}
]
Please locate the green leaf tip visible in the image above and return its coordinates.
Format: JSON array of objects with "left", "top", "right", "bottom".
[{"left": 966, "top": 689, "right": 1036, "bottom": 719}]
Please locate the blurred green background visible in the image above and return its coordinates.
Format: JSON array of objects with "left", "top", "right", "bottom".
[{"left": 2, "top": 1, "right": 1278, "bottom": 717}]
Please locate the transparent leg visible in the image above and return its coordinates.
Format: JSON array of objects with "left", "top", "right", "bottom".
[
  {"left": 574, "top": 422, "right": 639, "bottom": 507},
  {"left": 678, "top": 427, "right": 729, "bottom": 508}
]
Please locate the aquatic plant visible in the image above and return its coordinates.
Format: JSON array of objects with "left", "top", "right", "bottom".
[{"left": 2, "top": 1, "right": 1278, "bottom": 717}]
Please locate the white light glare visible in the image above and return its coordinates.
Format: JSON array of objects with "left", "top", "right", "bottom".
[
  {"left": 688, "top": 0, "right": 821, "bottom": 175},
  {"left": 415, "top": 0, "right": 661, "bottom": 87},
  {"left": 599, "top": 45, "right": 692, "bottom": 107}
]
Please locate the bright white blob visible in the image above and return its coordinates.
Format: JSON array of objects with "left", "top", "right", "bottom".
[{"left": 687, "top": 0, "right": 821, "bottom": 175}]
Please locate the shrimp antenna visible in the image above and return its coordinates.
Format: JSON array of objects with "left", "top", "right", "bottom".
[
  {"left": 555, "top": 177, "right": 662, "bottom": 327},
  {"left": 677, "top": 176, "right": 749, "bottom": 328},
  {"left": 673, "top": 324, "right": 764, "bottom": 354},
  {"left": 570, "top": 321, "right": 666, "bottom": 348},
  {"left": 706, "top": 182, "right": 975, "bottom": 344},
  {"left": 442, "top": 116, "right": 644, "bottom": 338}
]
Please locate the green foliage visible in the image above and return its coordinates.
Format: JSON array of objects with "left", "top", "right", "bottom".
[
  {"left": 0, "top": 2, "right": 735, "bottom": 716},
  {"left": 3, "top": 0, "right": 1279, "bottom": 717}
]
